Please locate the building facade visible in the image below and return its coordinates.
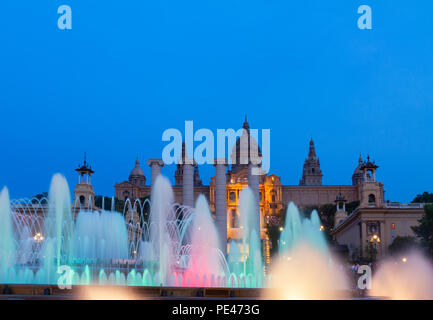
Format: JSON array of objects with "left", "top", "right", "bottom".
[
  {"left": 332, "top": 204, "right": 425, "bottom": 260},
  {"left": 331, "top": 159, "right": 424, "bottom": 260},
  {"left": 114, "top": 119, "right": 384, "bottom": 243}
]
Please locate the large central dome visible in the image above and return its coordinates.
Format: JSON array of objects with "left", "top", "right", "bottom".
[{"left": 230, "top": 117, "right": 262, "bottom": 173}]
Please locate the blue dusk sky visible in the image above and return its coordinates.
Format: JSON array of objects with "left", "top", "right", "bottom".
[{"left": 0, "top": 1, "right": 432, "bottom": 202}]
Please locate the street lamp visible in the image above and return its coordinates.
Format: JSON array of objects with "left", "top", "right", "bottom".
[
  {"left": 369, "top": 234, "right": 381, "bottom": 261},
  {"left": 33, "top": 232, "right": 44, "bottom": 243}
]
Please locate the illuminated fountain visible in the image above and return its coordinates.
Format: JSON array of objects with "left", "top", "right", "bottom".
[
  {"left": 3, "top": 172, "right": 414, "bottom": 299},
  {"left": 0, "top": 187, "right": 16, "bottom": 283},
  {"left": 0, "top": 174, "right": 232, "bottom": 287},
  {"left": 0, "top": 173, "right": 345, "bottom": 293},
  {"left": 227, "top": 188, "right": 264, "bottom": 288},
  {"left": 264, "top": 203, "right": 349, "bottom": 299},
  {"left": 180, "top": 195, "right": 228, "bottom": 287},
  {"left": 3, "top": 171, "right": 433, "bottom": 299},
  {"left": 370, "top": 251, "right": 433, "bottom": 299}
]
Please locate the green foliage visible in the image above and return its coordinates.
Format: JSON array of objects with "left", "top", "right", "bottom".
[
  {"left": 388, "top": 236, "right": 418, "bottom": 256},
  {"left": 31, "top": 192, "right": 48, "bottom": 204},
  {"left": 318, "top": 203, "right": 336, "bottom": 232},
  {"left": 266, "top": 201, "right": 361, "bottom": 258},
  {"left": 346, "top": 201, "right": 360, "bottom": 215},
  {"left": 300, "top": 205, "right": 319, "bottom": 221},
  {"left": 33, "top": 192, "right": 48, "bottom": 199},
  {"left": 266, "top": 206, "right": 287, "bottom": 258},
  {"left": 412, "top": 204, "right": 433, "bottom": 257},
  {"left": 266, "top": 223, "right": 279, "bottom": 258},
  {"left": 412, "top": 192, "right": 433, "bottom": 203}
]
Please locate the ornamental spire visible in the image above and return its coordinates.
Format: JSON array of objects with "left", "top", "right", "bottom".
[
  {"left": 243, "top": 115, "right": 250, "bottom": 131},
  {"left": 308, "top": 137, "right": 317, "bottom": 159}
]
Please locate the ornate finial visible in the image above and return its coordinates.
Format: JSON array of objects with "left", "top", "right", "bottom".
[
  {"left": 242, "top": 115, "right": 250, "bottom": 131},
  {"left": 136, "top": 154, "right": 140, "bottom": 167},
  {"left": 308, "top": 137, "right": 316, "bottom": 159},
  {"left": 75, "top": 152, "right": 94, "bottom": 174}
]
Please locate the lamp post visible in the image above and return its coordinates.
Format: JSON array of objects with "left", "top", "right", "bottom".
[
  {"left": 33, "top": 232, "right": 44, "bottom": 243},
  {"left": 369, "top": 234, "right": 381, "bottom": 262}
]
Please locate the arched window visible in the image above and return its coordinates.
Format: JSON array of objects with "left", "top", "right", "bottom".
[
  {"left": 270, "top": 190, "right": 276, "bottom": 203},
  {"left": 229, "top": 192, "right": 236, "bottom": 203},
  {"left": 368, "top": 194, "right": 376, "bottom": 206},
  {"left": 79, "top": 195, "right": 85, "bottom": 205}
]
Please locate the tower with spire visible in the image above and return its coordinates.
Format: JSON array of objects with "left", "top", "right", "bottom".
[
  {"left": 74, "top": 152, "right": 95, "bottom": 209},
  {"left": 358, "top": 155, "right": 384, "bottom": 208},
  {"left": 299, "top": 138, "right": 323, "bottom": 186}
]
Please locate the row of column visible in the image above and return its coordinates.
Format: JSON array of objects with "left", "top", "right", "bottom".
[
  {"left": 146, "top": 158, "right": 233, "bottom": 252},
  {"left": 145, "top": 158, "right": 260, "bottom": 253},
  {"left": 248, "top": 163, "right": 261, "bottom": 235},
  {"left": 214, "top": 159, "right": 228, "bottom": 252},
  {"left": 361, "top": 220, "right": 386, "bottom": 258}
]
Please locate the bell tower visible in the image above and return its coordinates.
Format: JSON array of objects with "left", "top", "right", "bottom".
[
  {"left": 74, "top": 153, "right": 95, "bottom": 209},
  {"left": 299, "top": 137, "right": 323, "bottom": 186},
  {"left": 359, "top": 156, "right": 384, "bottom": 208}
]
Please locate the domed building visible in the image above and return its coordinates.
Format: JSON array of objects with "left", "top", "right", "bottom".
[
  {"left": 129, "top": 158, "right": 146, "bottom": 187},
  {"left": 114, "top": 118, "right": 385, "bottom": 251},
  {"left": 114, "top": 157, "right": 147, "bottom": 200},
  {"left": 352, "top": 154, "right": 364, "bottom": 186},
  {"left": 229, "top": 116, "right": 262, "bottom": 174}
]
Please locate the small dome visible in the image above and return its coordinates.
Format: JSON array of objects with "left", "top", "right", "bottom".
[
  {"left": 352, "top": 154, "right": 364, "bottom": 185},
  {"left": 353, "top": 155, "right": 363, "bottom": 175},
  {"left": 130, "top": 158, "right": 144, "bottom": 177}
]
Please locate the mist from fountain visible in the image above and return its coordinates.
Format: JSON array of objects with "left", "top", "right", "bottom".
[
  {"left": 73, "top": 210, "right": 129, "bottom": 264},
  {"left": 0, "top": 187, "right": 16, "bottom": 283},
  {"left": 148, "top": 175, "right": 175, "bottom": 285},
  {"left": 181, "top": 195, "right": 227, "bottom": 287},
  {"left": 44, "top": 174, "right": 74, "bottom": 267},
  {"left": 2, "top": 173, "right": 345, "bottom": 293},
  {"left": 370, "top": 250, "right": 433, "bottom": 299},
  {"left": 264, "top": 202, "right": 349, "bottom": 299},
  {"left": 238, "top": 187, "right": 263, "bottom": 288}
]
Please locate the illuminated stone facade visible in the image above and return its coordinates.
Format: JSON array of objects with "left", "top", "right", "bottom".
[
  {"left": 330, "top": 156, "right": 425, "bottom": 260},
  {"left": 114, "top": 119, "right": 383, "bottom": 242}
]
